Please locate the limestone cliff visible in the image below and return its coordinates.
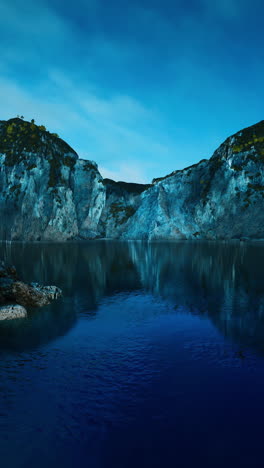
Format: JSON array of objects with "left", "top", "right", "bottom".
[
  {"left": 0, "top": 118, "right": 105, "bottom": 240},
  {"left": 1, "top": 117, "right": 264, "bottom": 240},
  {"left": 123, "top": 120, "right": 264, "bottom": 240}
]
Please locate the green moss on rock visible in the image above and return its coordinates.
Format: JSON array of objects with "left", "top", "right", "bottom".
[
  {"left": 0, "top": 117, "right": 77, "bottom": 167},
  {"left": 232, "top": 121, "right": 264, "bottom": 156}
]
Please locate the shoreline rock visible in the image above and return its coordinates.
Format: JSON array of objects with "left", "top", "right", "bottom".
[
  {"left": 0, "top": 304, "right": 27, "bottom": 321},
  {"left": 0, "top": 260, "right": 62, "bottom": 320}
]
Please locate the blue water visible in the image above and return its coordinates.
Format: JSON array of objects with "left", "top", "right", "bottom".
[{"left": 1, "top": 240, "right": 264, "bottom": 467}]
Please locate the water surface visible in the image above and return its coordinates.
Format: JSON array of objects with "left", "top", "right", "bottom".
[{"left": 1, "top": 240, "right": 264, "bottom": 468}]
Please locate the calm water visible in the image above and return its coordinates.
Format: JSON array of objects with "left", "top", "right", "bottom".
[{"left": 1, "top": 240, "right": 264, "bottom": 468}]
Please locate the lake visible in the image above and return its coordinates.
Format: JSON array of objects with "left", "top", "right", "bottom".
[{"left": 1, "top": 240, "right": 264, "bottom": 468}]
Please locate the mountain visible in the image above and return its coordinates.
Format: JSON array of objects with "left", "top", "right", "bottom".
[{"left": 1, "top": 117, "right": 264, "bottom": 241}]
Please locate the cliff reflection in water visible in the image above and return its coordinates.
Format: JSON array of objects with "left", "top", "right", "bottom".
[{"left": 1, "top": 240, "right": 264, "bottom": 354}]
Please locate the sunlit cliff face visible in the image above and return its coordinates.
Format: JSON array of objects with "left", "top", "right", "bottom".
[{"left": 1, "top": 118, "right": 264, "bottom": 241}]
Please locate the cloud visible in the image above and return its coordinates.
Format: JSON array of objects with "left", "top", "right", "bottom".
[
  {"left": 46, "top": 69, "right": 175, "bottom": 178},
  {"left": 0, "top": 76, "right": 83, "bottom": 131},
  {"left": 0, "top": 0, "right": 178, "bottom": 183},
  {"left": 99, "top": 163, "right": 148, "bottom": 184},
  {"left": 0, "top": 68, "right": 175, "bottom": 183},
  {"left": 0, "top": 0, "right": 262, "bottom": 185}
]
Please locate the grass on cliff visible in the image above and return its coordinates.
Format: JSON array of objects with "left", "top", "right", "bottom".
[
  {"left": 0, "top": 117, "right": 77, "bottom": 187},
  {"left": 231, "top": 121, "right": 264, "bottom": 158}
]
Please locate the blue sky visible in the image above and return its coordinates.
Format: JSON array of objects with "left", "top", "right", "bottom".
[{"left": 0, "top": 0, "right": 263, "bottom": 182}]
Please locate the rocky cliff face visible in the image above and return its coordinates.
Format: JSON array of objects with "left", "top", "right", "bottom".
[
  {"left": 0, "top": 118, "right": 106, "bottom": 240},
  {"left": 1, "top": 117, "right": 264, "bottom": 240},
  {"left": 123, "top": 120, "right": 264, "bottom": 240},
  {"left": 99, "top": 179, "right": 151, "bottom": 238}
]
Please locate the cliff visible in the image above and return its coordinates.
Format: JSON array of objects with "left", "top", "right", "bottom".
[
  {"left": 1, "top": 117, "right": 264, "bottom": 240},
  {"left": 123, "top": 120, "right": 264, "bottom": 240}
]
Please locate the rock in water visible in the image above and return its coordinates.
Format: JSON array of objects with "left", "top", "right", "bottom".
[
  {"left": 0, "top": 304, "right": 27, "bottom": 321},
  {"left": 12, "top": 282, "right": 62, "bottom": 307},
  {"left": 0, "top": 261, "right": 62, "bottom": 318}
]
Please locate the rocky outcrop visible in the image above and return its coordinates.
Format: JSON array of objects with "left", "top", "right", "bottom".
[
  {"left": 98, "top": 179, "right": 151, "bottom": 238},
  {"left": 0, "top": 305, "right": 27, "bottom": 321},
  {"left": 123, "top": 120, "right": 264, "bottom": 240},
  {"left": 0, "top": 260, "right": 62, "bottom": 319},
  {"left": 1, "top": 117, "right": 264, "bottom": 240},
  {"left": 0, "top": 118, "right": 105, "bottom": 240}
]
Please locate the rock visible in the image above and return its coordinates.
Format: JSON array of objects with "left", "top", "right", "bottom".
[
  {"left": 0, "top": 304, "right": 27, "bottom": 320},
  {"left": 0, "top": 260, "right": 62, "bottom": 309},
  {"left": 0, "top": 262, "right": 18, "bottom": 279},
  {"left": 12, "top": 282, "right": 62, "bottom": 307},
  {"left": 122, "top": 120, "right": 264, "bottom": 240},
  {"left": 1, "top": 117, "right": 264, "bottom": 240},
  {"left": 0, "top": 118, "right": 103, "bottom": 241}
]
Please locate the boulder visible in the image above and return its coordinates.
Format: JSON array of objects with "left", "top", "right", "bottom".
[
  {"left": 0, "top": 304, "right": 27, "bottom": 320},
  {"left": 0, "top": 261, "right": 62, "bottom": 319}
]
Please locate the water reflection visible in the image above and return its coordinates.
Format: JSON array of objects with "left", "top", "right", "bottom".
[
  {"left": 1, "top": 240, "right": 264, "bottom": 354},
  {"left": 0, "top": 300, "right": 77, "bottom": 352}
]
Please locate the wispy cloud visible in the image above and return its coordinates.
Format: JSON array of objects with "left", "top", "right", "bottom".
[
  {"left": 0, "top": 0, "right": 177, "bottom": 182},
  {"left": 0, "top": 67, "right": 175, "bottom": 183},
  {"left": 99, "top": 163, "right": 148, "bottom": 185},
  {"left": 47, "top": 70, "right": 174, "bottom": 182},
  {"left": 0, "top": 76, "right": 83, "bottom": 131}
]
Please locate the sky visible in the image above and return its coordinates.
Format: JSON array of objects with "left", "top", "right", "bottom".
[{"left": 0, "top": 0, "right": 264, "bottom": 183}]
